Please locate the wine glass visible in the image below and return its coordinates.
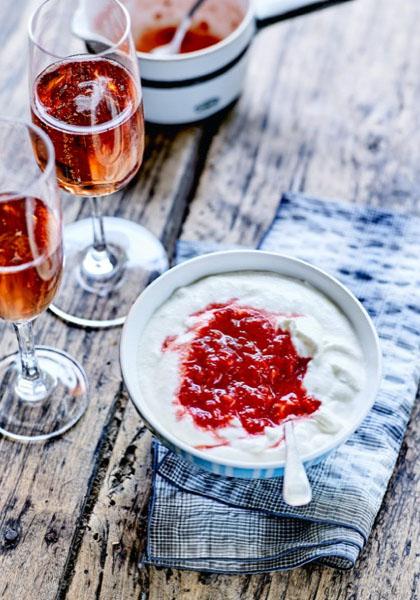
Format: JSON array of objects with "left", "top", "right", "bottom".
[
  {"left": 0, "top": 118, "right": 88, "bottom": 442},
  {"left": 28, "top": 0, "right": 168, "bottom": 329}
]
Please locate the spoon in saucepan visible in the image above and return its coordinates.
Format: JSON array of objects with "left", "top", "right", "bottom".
[
  {"left": 152, "top": 0, "right": 209, "bottom": 56},
  {"left": 282, "top": 420, "right": 312, "bottom": 506}
]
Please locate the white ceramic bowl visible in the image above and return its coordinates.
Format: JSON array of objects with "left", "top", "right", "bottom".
[{"left": 120, "top": 250, "right": 382, "bottom": 478}]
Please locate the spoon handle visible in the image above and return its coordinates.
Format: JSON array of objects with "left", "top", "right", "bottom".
[
  {"left": 283, "top": 420, "right": 312, "bottom": 506},
  {"left": 188, "top": 0, "right": 208, "bottom": 18}
]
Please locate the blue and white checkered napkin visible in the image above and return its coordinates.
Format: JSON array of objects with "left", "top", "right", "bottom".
[{"left": 143, "top": 193, "right": 420, "bottom": 573}]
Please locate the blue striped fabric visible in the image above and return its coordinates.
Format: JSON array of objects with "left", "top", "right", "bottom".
[{"left": 143, "top": 193, "right": 420, "bottom": 572}]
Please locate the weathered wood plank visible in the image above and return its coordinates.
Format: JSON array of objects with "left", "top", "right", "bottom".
[
  {"left": 181, "top": 0, "right": 420, "bottom": 248},
  {"left": 1, "top": 0, "right": 419, "bottom": 599}
]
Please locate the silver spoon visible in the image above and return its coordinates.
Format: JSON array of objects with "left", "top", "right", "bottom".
[
  {"left": 152, "top": 0, "right": 209, "bottom": 56},
  {"left": 282, "top": 420, "right": 312, "bottom": 506}
]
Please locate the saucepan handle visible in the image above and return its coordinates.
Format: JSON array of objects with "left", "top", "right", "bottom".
[{"left": 254, "top": 0, "right": 353, "bottom": 29}]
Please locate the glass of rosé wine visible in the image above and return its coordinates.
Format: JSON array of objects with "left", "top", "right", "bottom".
[
  {"left": 0, "top": 118, "right": 88, "bottom": 442},
  {"left": 28, "top": 0, "right": 168, "bottom": 329}
]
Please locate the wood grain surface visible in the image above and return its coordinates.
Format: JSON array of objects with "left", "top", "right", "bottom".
[{"left": 0, "top": 0, "right": 419, "bottom": 599}]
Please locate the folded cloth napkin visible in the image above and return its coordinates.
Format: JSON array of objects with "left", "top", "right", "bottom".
[{"left": 142, "top": 193, "right": 420, "bottom": 573}]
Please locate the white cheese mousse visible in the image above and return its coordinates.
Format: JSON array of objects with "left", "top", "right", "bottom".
[{"left": 137, "top": 271, "right": 366, "bottom": 463}]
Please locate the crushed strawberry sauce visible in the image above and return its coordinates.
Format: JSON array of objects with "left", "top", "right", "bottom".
[
  {"left": 136, "top": 23, "right": 222, "bottom": 54},
  {"left": 162, "top": 301, "right": 321, "bottom": 436}
]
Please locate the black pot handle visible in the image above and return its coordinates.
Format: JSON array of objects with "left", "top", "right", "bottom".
[{"left": 255, "top": 0, "right": 353, "bottom": 29}]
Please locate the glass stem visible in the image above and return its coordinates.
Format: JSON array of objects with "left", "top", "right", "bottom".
[
  {"left": 89, "top": 196, "right": 108, "bottom": 252},
  {"left": 13, "top": 321, "right": 51, "bottom": 402},
  {"left": 81, "top": 197, "right": 120, "bottom": 282},
  {"left": 14, "top": 321, "right": 40, "bottom": 381}
]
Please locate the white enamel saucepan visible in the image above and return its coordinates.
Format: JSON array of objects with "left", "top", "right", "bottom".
[{"left": 74, "top": 0, "right": 351, "bottom": 125}]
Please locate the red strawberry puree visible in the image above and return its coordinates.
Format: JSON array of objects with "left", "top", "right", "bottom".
[{"left": 162, "top": 301, "right": 321, "bottom": 440}]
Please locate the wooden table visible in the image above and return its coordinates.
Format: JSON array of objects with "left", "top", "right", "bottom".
[{"left": 1, "top": 1, "right": 419, "bottom": 598}]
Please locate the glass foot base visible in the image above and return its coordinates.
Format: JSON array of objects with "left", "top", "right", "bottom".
[
  {"left": 49, "top": 217, "right": 168, "bottom": 329},
  {"left": 0, "top": 347, "right": 89, "bottom": 442}
]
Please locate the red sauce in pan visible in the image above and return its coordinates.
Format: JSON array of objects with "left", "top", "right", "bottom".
[{"left": 136, "top": 21, "right": 222, "bottom": 53}]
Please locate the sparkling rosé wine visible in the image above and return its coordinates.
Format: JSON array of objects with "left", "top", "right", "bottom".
[
  {"left": 31, "top": 58, "right": 145, "bottom": 196},
  {"left": 0, "top": 196, "right": 63, "bottom": 321}
]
